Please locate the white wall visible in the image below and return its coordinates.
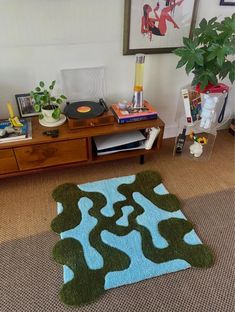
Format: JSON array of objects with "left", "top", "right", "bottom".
[{"left": 0, "top": 0, "right": 234, "bottom": 137}]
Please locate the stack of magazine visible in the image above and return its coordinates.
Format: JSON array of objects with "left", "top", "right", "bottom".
[
  {"left": 0, "top": 118, "right": 32, "bottom": 144},
  {"left": 111, "top": 101, "right": 158, "bottom": 124}
]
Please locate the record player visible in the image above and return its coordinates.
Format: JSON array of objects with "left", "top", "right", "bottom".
[{"left": 64, "top": 99, "right": 115, "bottom": 130}]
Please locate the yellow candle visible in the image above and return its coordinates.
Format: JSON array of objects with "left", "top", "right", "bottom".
[{"left": 7, "top": 102, "right": 14, "bottom": 118}]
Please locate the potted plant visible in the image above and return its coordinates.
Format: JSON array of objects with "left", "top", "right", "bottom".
[
  {"left": 30, "top": 80, "right": 67, "bottom": 123},
  {"left": 174, "top": 14, "right": 235, "bottom": 91}
]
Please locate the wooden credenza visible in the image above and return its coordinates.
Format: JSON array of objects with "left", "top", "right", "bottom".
[{"left": 0, "top": 117, "right": 165, "bottom": 179}]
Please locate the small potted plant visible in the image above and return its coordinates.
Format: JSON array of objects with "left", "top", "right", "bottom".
[
  {"left": 174, "top": 14, "right": 235, "bottom": 91},
  {"left": 30, "top": 80, "right": 67, "bottom": 123}
]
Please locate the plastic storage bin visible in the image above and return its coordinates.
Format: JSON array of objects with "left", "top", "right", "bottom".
[{"left": 173, "top": 84, "right": 230, "bottom": 161}]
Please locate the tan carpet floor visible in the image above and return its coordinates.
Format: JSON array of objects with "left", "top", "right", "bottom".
[
  {"left": 0, "top": 129, "right": 234, "bottom": 312},
  {"left": 0, "top": 130, "right": 234, "bottom": 243}
]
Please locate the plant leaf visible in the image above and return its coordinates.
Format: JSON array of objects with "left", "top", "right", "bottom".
[
  {"left": 194, "top": 52, "right": 204, "bottom": 66},
  {"left": 218, "top": 61, "right": 231, "bottom": 80},
  {"left": 191, "top": 75, "right": 201, "bottom": 87},
  {"left": 185, "top": 59, "right": 195, "bottom": 75},
  {"left": 39, "top": 81, "right": 45, "bottom": 88},
  {"left": 208, "top": 72, "right": 218, "bottom": 85},
  {"left": 49, "top": 80, "right": 56, "bottom": 90},
  {"left": 208, "top": 17, "right": 217, "bottom": 25},
  {"left": 207, "top": 50, "right": 217, "bottom": 62},
  {"left": 200, "top": 77, "right": 209, "bottom": 91},
  {"left": 34, "top": 103, "right": 41, "bottom": 112},
  {"left": 176, "top": 58, "right": 187, "bottom": 68},
  {"left": 41, "top": 95, "right": 48, "bottom": 104},
  {"left": 216, "top": 47, "right": 226, "bottom": 67},
  {"left": 183, "top": 37, "right": 192, "bottom": 48},
  {"left": 199, "top": 18, "right": 207, "bottom": 31},
  {"left": 56, "top": 98, "right": 63, "bottom": 104},
  {"left": 174, "top": 47, "right": 186, "bottom": 57},
  {"left": 229, "top": 61, "right": 235, "bottom": 83},
  {"left": 52, "top": 108, "right": 61, "bottom": 119}
]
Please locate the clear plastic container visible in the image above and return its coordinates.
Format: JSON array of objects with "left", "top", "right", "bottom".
[
  {"left": 173, "top": 122, "right": 217, "bottom": 161},
  {"left": 173, "top": 84, "right": 230, "bottom": 161}
]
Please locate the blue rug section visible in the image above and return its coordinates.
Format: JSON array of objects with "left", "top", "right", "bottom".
[{"left": 56, "top": 175, "right": 203, "bottom": 288}]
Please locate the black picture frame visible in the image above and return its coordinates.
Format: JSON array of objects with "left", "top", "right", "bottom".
[
  {"left": 15, "top": 93, "right": 40, "bottom": 118},
  {"left": 123, "top": 0, "right": 199, "bottom": 55},
  {"left": 220, "top": 0, "right": 235, "bottom": 5}
]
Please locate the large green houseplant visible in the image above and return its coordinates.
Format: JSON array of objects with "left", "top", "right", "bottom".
[
  {"left": 30, "top": 80, "right": 67, "bottom": 123},
  {"left": 174, "top": 14, "right": 235, "bottom": 91}
]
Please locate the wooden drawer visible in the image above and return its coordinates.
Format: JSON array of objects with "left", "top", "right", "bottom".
[
  {"left": 14, "top": 138, "right": 88, "bottom": 170},
  {"left": 0, "top": 149, "right": 18, "bottom": 174}
]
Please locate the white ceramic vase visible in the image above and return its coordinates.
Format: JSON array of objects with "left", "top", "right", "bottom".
[{"left": 41, "top": 105, "right": 60, "bottom": 123}]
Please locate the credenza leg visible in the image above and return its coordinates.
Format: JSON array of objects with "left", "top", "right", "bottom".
[{"left": 140, "top": 155, "right": 145, "bottom": 165}]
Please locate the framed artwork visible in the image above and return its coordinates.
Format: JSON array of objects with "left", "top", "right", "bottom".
[
  {"left": 123, "top": 0, "right": 199, "bottom": 55},
  {"left": 15, "top": 93, "right": 40, "bottom": 118},
  {"left": 220, "top": 0, "right": 235, "bottom": 5}
]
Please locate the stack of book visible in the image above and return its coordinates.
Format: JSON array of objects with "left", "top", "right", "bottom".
[
  {"left": 111, "top": 101, "right": 158, "bottom": 124},
  {"left": 0, "top": 119, "right": 32, "bottom": 144}
]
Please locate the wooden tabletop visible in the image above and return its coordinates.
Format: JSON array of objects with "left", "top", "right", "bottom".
[{"left": 0, "top": 116, "right": 165, "bottom": 149}]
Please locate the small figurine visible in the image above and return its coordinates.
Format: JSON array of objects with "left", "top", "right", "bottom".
[
  {"left": 189, "top": 141, "right": 203, "bottom": 157},
  {"left": 0, "top": 126, "right": 20, "bottom": 138},
  {"left": 189, "top": 131, "right": 208, "bottom": 145},
  {"left": 7, "top": 102, "right": 23, "bottom": 127},
  {"left": 200, "top": 94, "right": 218, "bottom": 129},
  {"left": 189, "top": 131, "right": 208, "bottom": 158}
]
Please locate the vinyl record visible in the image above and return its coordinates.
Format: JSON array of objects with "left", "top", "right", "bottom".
[{"left": 64, "top": 101, "right": 105, "bottom": 119}]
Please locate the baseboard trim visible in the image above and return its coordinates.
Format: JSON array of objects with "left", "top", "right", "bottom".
[{"left": 163, "top": 119, "right": 232, "bottom": 139}]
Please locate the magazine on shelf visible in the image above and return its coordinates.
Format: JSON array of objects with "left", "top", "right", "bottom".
[
  {"left": 111, "top": 101, "right": 158, "bottom": 124},
  {"left": 181, "top": 89, "right": 202, "bottom": 125},
  {"left": 0, "top": 119, "right": 32, "bottom": 143},
  {"left": 94, "top": 130, "right": 146, "bottom": 155}
]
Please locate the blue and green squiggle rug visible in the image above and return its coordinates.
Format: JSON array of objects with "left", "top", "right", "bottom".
[{"left": 51, "top": 170, "right": 213, "bottom": 306}]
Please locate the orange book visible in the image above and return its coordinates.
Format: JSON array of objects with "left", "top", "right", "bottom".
[{"left": 111, "top": 101, "right": 158, "bottom": 124}]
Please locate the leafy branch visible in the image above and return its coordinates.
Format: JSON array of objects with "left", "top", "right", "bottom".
[{"left": 174, "top": 14, "right": 235, "bottom": 90}]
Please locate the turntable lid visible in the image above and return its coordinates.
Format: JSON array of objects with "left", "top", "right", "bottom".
[{"left": 61, "top": 67, "right": 105, "bottom": 102}]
